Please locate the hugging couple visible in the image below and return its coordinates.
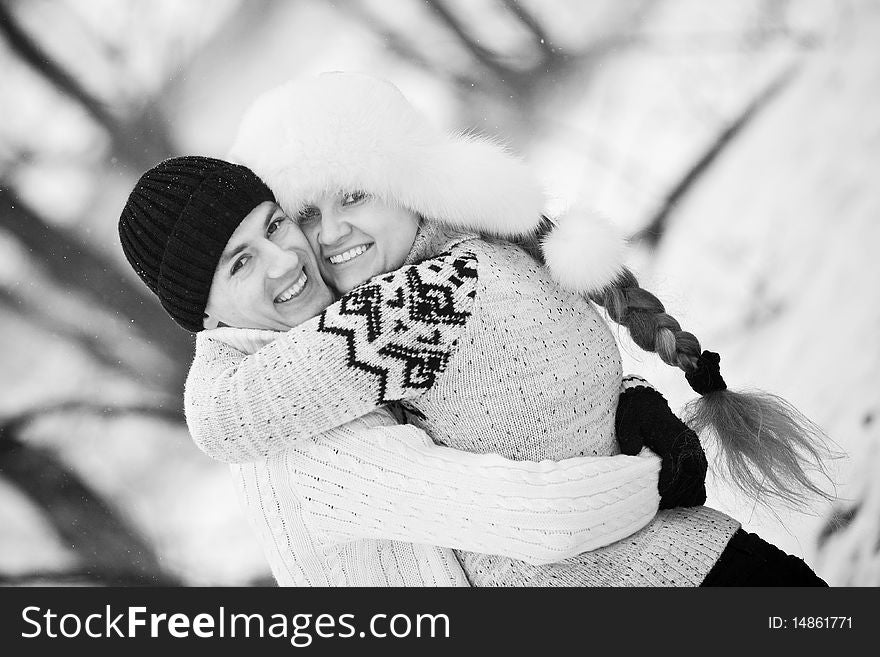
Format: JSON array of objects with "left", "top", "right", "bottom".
[{"left": 118, "top": 72, "right": 829, "bottom": 586}]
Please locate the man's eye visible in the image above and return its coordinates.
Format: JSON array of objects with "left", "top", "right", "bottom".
[
  {"left": 342, "top": 190, "right": 367, "bottom": 206},
  {"left": 267, "top": 215, "right": 289, "bottom": 237},
  {"left": 231, "top": 254, "right": 249, "bottom": 276},
  {"left": 295, "top": 206, "right": 320, "bottom": 224}
]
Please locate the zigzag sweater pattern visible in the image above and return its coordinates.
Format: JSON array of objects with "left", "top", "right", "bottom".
[{"left": 185, "top": 225, "right": 739, "bottom": 586}]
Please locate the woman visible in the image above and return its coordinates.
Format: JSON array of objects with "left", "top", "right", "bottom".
[
  {"left": 227, "top": 72, "right": 834, "bottom": 513},
  {"left": 223, "top": 72, "right": 833, "bottom": 585}
]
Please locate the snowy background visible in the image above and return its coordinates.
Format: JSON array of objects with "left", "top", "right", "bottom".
[{"left": 0, "top": 0, "right": 877, "bottom": 586}]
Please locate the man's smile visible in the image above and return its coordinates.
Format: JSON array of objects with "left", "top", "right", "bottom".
[{"left": 274, "top": 269, "right": 309, "bottom": 304}]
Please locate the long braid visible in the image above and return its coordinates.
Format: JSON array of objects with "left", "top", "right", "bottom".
[
  {"left": 588, "top": 268, "right": 700, "bottom": 372},
  {"left": 588, "top": 268, "right": 839, "bottom": 510}
]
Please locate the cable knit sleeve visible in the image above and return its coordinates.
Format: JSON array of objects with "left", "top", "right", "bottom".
[
  {"left": 289, "top": 419, "right": 661, "bottom": 565},
  {"left": 184, "top": 250, "right": 479, "bottom": 462}
]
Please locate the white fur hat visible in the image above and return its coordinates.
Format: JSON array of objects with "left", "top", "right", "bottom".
[
  {"left": 229, "top": 71, "right": 627, "bottom": 293},
  {"left": 228, "top": 72, "right": 544, "bottom": 238}
]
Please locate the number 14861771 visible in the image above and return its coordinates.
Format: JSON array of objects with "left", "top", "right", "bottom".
[{"left": 768, "top": 617, "right": 852, "bottom": 629}]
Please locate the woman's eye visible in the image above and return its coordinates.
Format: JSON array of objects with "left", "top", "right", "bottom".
[
  {"left": 231, "top": 254, "right": 250, "bottom": 276},
  {"left": 267, "top": 215, "right": 288, "bottom": 237},
  {"left": 342, "top": 190, "right": 367, "bottom": 206},
  {"left": 295, "top": 206, "right": 320, "bottom": 224}
]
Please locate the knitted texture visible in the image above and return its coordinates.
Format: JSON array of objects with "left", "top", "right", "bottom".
[
  {"left": 289, "top": 424, "right": 661, "bottom": 563},
  {"left": 407, "top": 228, "right": 739, "bottom": 586},
  {"left": 227, "top": 411, "right": 664, "bottom": 585},
  {"left": 118, "top": 156, "right": 274, "bottom": 331},
  {"left": 227, "top": 410, "right": 469, "bottom": 586},
  {"left": 194, "top": 329, "right": 664, "bottom": 584},
  {"left": 185, "top": 226, "right": 740, "bottom": 586}
]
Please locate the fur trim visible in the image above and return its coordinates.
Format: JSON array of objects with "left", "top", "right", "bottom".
[
  {"left": 228, "top": 72, "right": 544, "bottom": 238},
  {"left": 540, "top": 210, "right": 628, "bottom": 295}
]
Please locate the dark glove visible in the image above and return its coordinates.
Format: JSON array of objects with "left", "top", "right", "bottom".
[{"left": 616, "top": 384, "right": 708, "bottom": 510}]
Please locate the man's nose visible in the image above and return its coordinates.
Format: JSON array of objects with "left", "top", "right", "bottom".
[
  {"left": 317, "top": 208, "right": 352, "bottom": 246},
  {"left": 264, "top": 243, "right": 302, "bottom": 279}
]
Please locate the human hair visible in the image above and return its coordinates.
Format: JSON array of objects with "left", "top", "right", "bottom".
[
  {"left": 587, "top": 267, "right": 837, "bottom": 509},
  {"left": 512, "top": 217, "right": 838, "bottom": 510}
]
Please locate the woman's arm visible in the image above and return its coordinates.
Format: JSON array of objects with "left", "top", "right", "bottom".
[
  {"left": 286, "top": 419, "right": 661, "bottom": 565},
  {"left": 184, "top": 250, "right": 479, "bottom": 462}
]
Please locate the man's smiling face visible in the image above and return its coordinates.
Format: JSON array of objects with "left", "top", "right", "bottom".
[{"left": 204, "top": 201, "right": 335, "bottom": 330}]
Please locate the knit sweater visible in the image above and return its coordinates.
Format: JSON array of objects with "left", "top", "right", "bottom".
[
  {"left": 192, "top": 327, "right": 663, "bottom": 586},
  {"left": 185, "top": 225, "right": 740, "bottom": 586},
  {"left": 226, "top": 403, "right": 665, "bottom": 586}
]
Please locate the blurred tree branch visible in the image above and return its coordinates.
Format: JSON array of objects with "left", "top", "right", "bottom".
[
  {"left": 632, "top": 64, "right": 801, "bottom": 248},
  {"left": 0, "top": 186, "right": 193, "bottom": 393},
  {"left": 2, "top": 400, "right": 185, "bottom": 437},
  {"left": 0, "top": 420, "right": 184, "bottom": 586},
  {"left": 0, "top": 2, "right": 238, "bottom": 585},
  {"left": 817, "top": 502, "right": 860, "bottom": 548},
  {"left": 347, "top": 0, "right": 662, "bottom": 100},
  {"left": 0, "top": 289, "right": 155, "bottom": 381},
  {"left": 343, "top": 0, "right": 479, "bottom": 90},
  {"left": 0, "top": 1, "right": 173, "bottom": 171},
  {"left": 0, "top": 568, "right": 181, "bottom": 587},
  {"left": 499, "top": 0, "right": 557, "bottom": 61},
  {"left": 0, "top": 1, "right": 192, "bottom": 393},
  {"left": 424, "top": 0, "right": 517, "bottom": 84}
]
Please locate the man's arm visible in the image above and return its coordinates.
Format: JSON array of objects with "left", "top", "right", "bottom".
[
  {"left": 616, "top": 379, "right": 708, "bottom": 509},
  {"left": 284, "top": 417, "right": 661, "bottom": 565}
]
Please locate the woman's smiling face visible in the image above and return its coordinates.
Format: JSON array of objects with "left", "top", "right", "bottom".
[
  {"left": 294, "top": 191, "right": 420, "bottom": 295},
  {"left": 204, "top": 201, "right": 334, "bottom": 330}
]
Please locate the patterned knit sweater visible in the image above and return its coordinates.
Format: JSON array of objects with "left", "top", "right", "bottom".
[{"left": 185, "top": 225, "right": 740, "bottom": 586}]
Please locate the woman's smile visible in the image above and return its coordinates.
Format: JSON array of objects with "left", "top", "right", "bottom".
[{"left": 326, "top": 242, "right": 373, "bottom": 265}]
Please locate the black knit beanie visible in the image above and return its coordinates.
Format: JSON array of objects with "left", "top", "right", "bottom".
[{"left": 118, "top": 156, "right": 275, "bottom": 332}]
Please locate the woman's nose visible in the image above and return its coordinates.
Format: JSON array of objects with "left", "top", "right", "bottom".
[{"left": 317, "top": 209, "right": 352, "bottom": 245}]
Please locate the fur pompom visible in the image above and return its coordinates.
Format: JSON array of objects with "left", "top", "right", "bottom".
[
  {"left": 540, "top": 211, "right": 627, "bottom": 295},
  {"left": 228, "top": 72, "right": 545, "bottom": 239}
]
